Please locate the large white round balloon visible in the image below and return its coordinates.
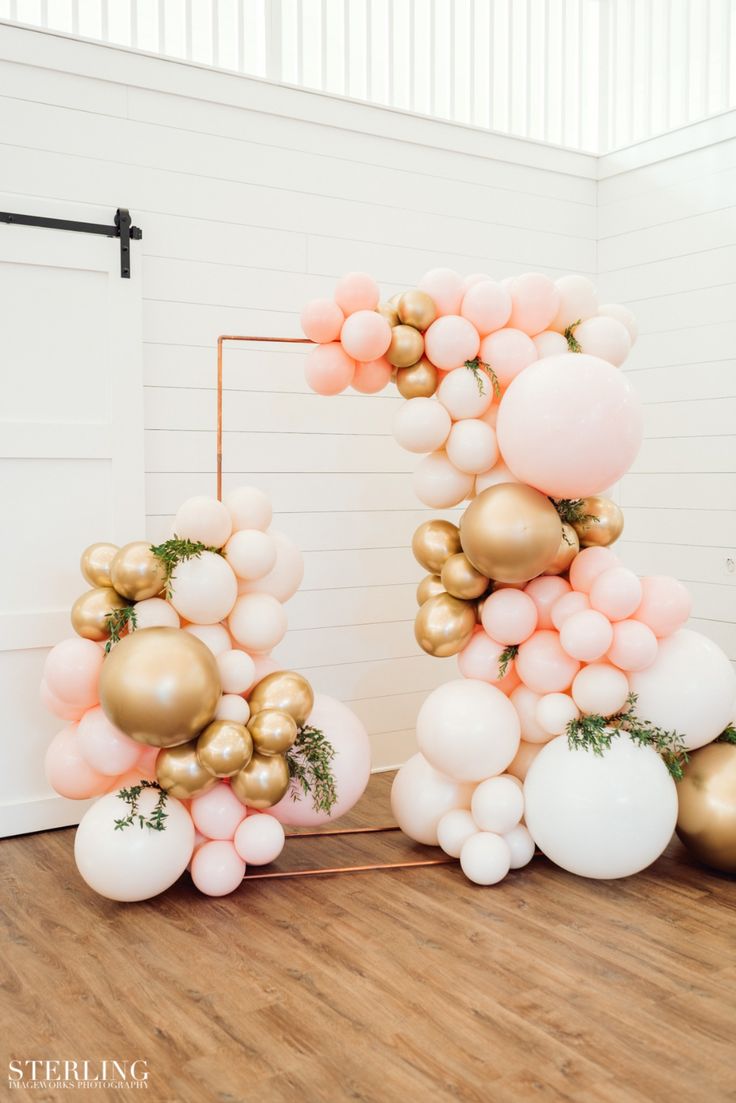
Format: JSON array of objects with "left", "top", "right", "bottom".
[
  {"left": 417, "top": 679, "right": 521, "bottom": 782},
  {"left": 523, "top": 733, "right": 677, "bottom": 878},
  {"left": 390, "top": 753, "right": 474, "bottom": 846},
  {"left": 629, "top": 628, "right": 736, "bottom": 751}
]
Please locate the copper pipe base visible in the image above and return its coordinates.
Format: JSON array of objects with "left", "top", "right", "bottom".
[{"left": 245, "top": 856, "right": 454, "bottom": 880}]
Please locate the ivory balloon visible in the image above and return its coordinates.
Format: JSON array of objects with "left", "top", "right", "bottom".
[
  {"left": 190, "top": 782, "right": 248, "bottom": 839},
  {"left": 441, "top": 554, "right": 488, "bottom": 600},
  {"left": 598, "top": 303, "right": 638, "bottom": 345},
  {"left": 415, "top": 593, "right": 477, "bottom": 657},
  {"left": 416, "top": 679, "right": 520, "bottom": 782},
  {"left": 508, "top": 273, "right": 560, "bottom": 336},
  {"left": 445, "top": 418, "right": 499, "bottom": 475},
  {"left": 424, "top": 315, "right": 480, "bottom": 371},
  {"left": 217, "top": 649, "right": 256, "bottom": 694},
  {"left": 474, "top": 461, "right": 519, "bottom": 495},
  {"left": 535, "top": 692, "right": 580, "bottom": 736},
  {"left": 231, "top": 752, "right": 290, "bottom": 809},
  {"left": 387, "top": 324, "right": 424, "bottom": 368},
  {"left": 571, "top": 663, "right": 630, "bottom": 717},
  {"left": 437, "top": 808, "right": 479, "bottom": 858},
  {"left": 676, "top": 743, "right": 736, "bottom": 873},
  {"left": 225, "top": 529, "right": 277, "bottom": 581},
  {"left": 396, "top": 358, "right": 439, "bottom": 399},
  {"left": 71, "top": 587, "right": 129, "bottom": 642},
  {"left": 248, "top": 670, "right": 314, "bottom": 727},
  {"left": 416, "top": 574, "right": 445, "bottom": 605},
  {"left": 460, "top": 484, "right": 562, "bottom": 583},
  {"left": 215, "top": 694, "right": 251, "bottom": 724},
  {"left": 507, "top": 740, "right": 543, "bottom": 782},
  {"left": 572, "top": 496, "right": 624, "bottom": 548},
  {"left": 111, "top": 542, "right": 167, "bottom": 601},
  {"left": 80, "top": 543, "right": 118, "bottom": 588},
  {"left": 156, "top": 741, "right": 219, "bottom": 798},
  {"left": 509, "top": 684, "right": 552, "bottom": 744},
  {"left": 248, "top": 709, "right": 298, "bottom": 755},
  {"left": 437, "top": 367, "right": 493, "bottom": 419},
  {"left": 412, "top": 519, "right": 461, "bottom": 573},
  {"left": 196, "top": 719, "right": 253, "bottom": 777},
  {"left": 533, "top": 331, "right": 568, "bottom": 358},
  {"left": 174, "top": 495, "right": 232, "bottom": 549},
  {"left": 169, "top": 551, "right": 238, "bottom": 624},
  {"left": 228, "top": 593, "right": 288, "bottom": 653},
  {"left": 504, "top": 824, "right": 536, "bottom": 869},
  {"left": 184, "top": 622, "right": 231, "bottom": 656},
  {"left": 479, "top": 328, "right": 537, "bottom": 389},
  {"left": 238, "top": 530, "right": 304, "bottom": 603},
  {"left": 460, "top": 832, "right": 511, "bottom": 885},
  {"left": 234, "top": 813, "right": 285, "bottom": 865},
  {"left": 412, "top": 452, "right": 474, "bottom": 509},
  {"left": 224, "top": 486, "right": 272, "bottom": 533},
  {"left": 190, "top": 840, "right": 245, "bottom": 897},
  {"left": 390, "top": 752, "right": 474, "bottom": 846},
  {"left": 550, "top": 274, "right": 598, "bottom": 333},
  {"left": 460, "top": 280, "right": 512, "bottom": 336},
  {"left": 398, "top": 290, "right": 437, "bottom": 331},
  {"left": 575, "top": 316, "right": 631, "bottom": 368},
  {"left": 393, "top": 397, "right": 451, "bottom": 453},
  {"left": 133, "top": 597, "right": 180, "bottom": 630},
  {"left": 471, "top": 775, "right": 524, "bottom": 834}
]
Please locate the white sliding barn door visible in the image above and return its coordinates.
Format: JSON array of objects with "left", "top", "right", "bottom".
[{"left": 0, "top": 203, "right": 145, "bottom": 836}]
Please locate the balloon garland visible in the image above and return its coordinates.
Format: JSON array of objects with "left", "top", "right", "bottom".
[
  {"left": 42, "top": 485, "right": 372, "bottom": 900},
  {"left": 302, "top": 268, "right": 736, "bottom": 885}
]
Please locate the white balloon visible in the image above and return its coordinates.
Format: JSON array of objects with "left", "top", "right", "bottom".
[
  {"left": 572, "top": 663, "right": 630, "bottom": 717},
  {"left": 390, "top": 753, "right": 474, "bottom": 846},
  {"left": 551, "top": 275, "right": 598, "bottom": 333},
  {"left": 228, "top": 593, "right": 288, "bottom": 653},
  {"left": 238, "top": 530, "right": 304, "bottom": 603},
  {"left": 535, "top": 692, "right": 580, "bottom": 736},
  {"left": 184, "top": 622, "right": 231, "bottom": 656},
  {"left": 412, "top": 451, "right": 474, "bottom": 508},
  {"left": 393, "top": 397, "right": 451, "bottom": 454},
  {"left": 225, "top": 529, "right": 276, "bottom": 581},
  {"left": 132, "top": 597, "right": 180, "bottom": 630},
  {"left": 174, "top": 495, "right": 232, "bottom": 548},
  {"left": 524, "top": 733, "right": 677, "bottom": 878},
  {"left": 169, "top": 552, "right": 238, "bottom": 624},
  {"left": 436, "top": 808, "right": 478, "bottom": 858},
  {"left": 234, "top": 814, "right": 285, "bottom": 865},
  {"left": 533, "top": 331, "right": 569, "bottom": 358},
  {"left": 460, "top": 832, "right": 511, "bottom": 885},
  {"left": 510, "top": 685, "right": 552, "bottom": 744},
  {"left": 224, "top": 486, "right": 272, "bottom": 532},
  {"left": 474, "top": 460, "right": 520, "bottom": 494},
  {"left": 503, "top": 824, "right": 535, "bottom": 869},
  {"left": 471, "top": 775, "right": 524, "bottom": 834},
  {"left": 437, "top": 367, "right": 493, "bottom": 419},
  {"left": 598, "top": 303, "right": 638, "bottom": 345},
  {"left": 216, "top": 649, "right": 256, "bottom": 694},
  {"left": 629, "top": 629, "right": 736, "bottom": 751},
  {"left": 417, "top": 679, "right": 520, "bottom": 782},
  {"left": 575, "top": 316, "right": 631, "bottom": 368},
  {"left": 446, "top": 419, "right": 499, "bottom": 475},
  {"left": 215, "top": 694, "right": 250, "bottom": 724}
]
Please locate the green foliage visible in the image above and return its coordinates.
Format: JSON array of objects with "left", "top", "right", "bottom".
[
  {"left": 286, "top": 724, "right": 337, "bottom": 815},
  {"left": 104, "top": 605, "right": 137, "bottom": 653},
  {"left": 551, "top": 498, "right": 598, "bottom": 531},
  {"left": 566, "top": 692, "right": 688, "bottom": 781},
  {"left": 464, "top": 356, "right": 500, "bottom": 399},
  {"left": 564, "top": 319, "right": 582, "bottom": 353},
  {"left": 497, "top": 644, "right": 519, "bottom": 679},
  {"left": 113, "top": 780, "right": 168, "bottom": 831},
  {"left": 150, "top": 535, "right": 223, "bottom": 598},
  {"left": 716, "top": 725, "right": 736, "bottom": 745}
]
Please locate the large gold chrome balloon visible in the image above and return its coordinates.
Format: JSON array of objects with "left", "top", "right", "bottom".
[
  {"left": 544, "top": 524, "right": 580, "bottom": 576},
  {"left": 377, "top": 301, "right": 400, "bottom": 327},
  {"left": 80, "top": 542, "right": 118, "bottom": 588},
  {"left": 412, "top": 519, "right": 461, "bottom": 573},
  {"left": 676, "top": 742, "right": 736, "bottom": 873},
  {"left": 71, "top": 587, "right": 129, "bottom": 641},
  {"left": 196, "top": 719, "right": 253, "bottom": 778},
  {"left": 398, "top": 290, "right": 437, "bottom": 332},
  {"left": 248, "top": 709, "right": 298, "bottom": 756},
  {"left": 441, "top": 553, "right": 489, "bottom": 600},
  {"left": 460, "top": 484, "right": 562, "bottom": 583},
  {"left": 156, "top": 740, "right": 218, "bottom": 798},
  {"left": 387, "top": 324, "right": 424, "bottom": 368},
  {"left": 99, "top": 627, "right": 221, "bottom": 747},
  {"left": 231, "top": 752, "right": 291, "bottom": 809},
  {"left": 572, "top": 496, "right": 625, "bottom": 548},
  {"left": 414, "top": 592, "right": 476, "bottom": 658},
  {"left": 110, "top": 541, "right": 167, "bottom": 601},
  {"left": 416, "top": 573, "right": 445, "bottom": 606},
  {"left": 396, "top": 358, "right": 438, "bottom": 399},
  {"left": 248, "top": 671, "right": 314, "bottom": 727}
]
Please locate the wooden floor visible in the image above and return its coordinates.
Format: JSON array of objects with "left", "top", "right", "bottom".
[{"left": 2, "top": 773, "right": 734, "bottom": 1103}]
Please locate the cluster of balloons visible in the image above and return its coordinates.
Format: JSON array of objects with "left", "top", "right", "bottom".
[{"left": 42, "top": 485, "right": 371, "bottom": 901}]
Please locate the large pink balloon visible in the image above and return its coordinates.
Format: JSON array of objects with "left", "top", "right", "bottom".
[
  {"left": 516, "top": 630, "right": 580, "bottom": 694},
  {"left": 269, "top": 694, "right": 371, "bottom": 827},
  {"left": 304, "top": 342, "right": 356, "bottom": 395},
  {"left": 424, "top": 315, "right": 480, "bottom": 370},
  {"left": 43, "top": 637, "right": 103, "bottom": 709},
  {"left": 45, "top": 725, "right": 110, "bottom": 799},
  {"left": 496, "top": 354, "right": 643, "bottom": 497}
]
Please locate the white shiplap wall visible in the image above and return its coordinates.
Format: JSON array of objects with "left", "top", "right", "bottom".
[
  {"left": 0, "top": 23, "right": 596, "bottom": 767},
  {"left": 598, "top": 113, "right": 736, "bottom": 670}
]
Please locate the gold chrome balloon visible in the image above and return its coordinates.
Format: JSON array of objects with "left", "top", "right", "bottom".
[
  {"left": 156, "top": 740, "right": 218, "bottom": 798},
  {"left": 572, "top": 496, "right": 625, "bottom": 548},
  {"left": 248, "top": 671, "right": 314, "bottom": 727},
  {"left": 676, "top": 742, "right": 736, "bottom": 873},
  {"left": 387, "top": 324, "right": 424, "bottom": 368},
  {"left": 460, "top": 484, "right": 562, "bottom": 583},
  {"left": 99, "top": 627, "right": 221, "bottom": 747},
  {"left": 110, "top": 541, "right": 167, "bottom": 601},
  {"left": 248, "top": 709, "right": 298, "bottom": 756},
  {"left": 396, "top": 358, "right": 439, "bottom": 399},
  {"left": 398, "top": 290, "right": 437, "bottom": 332},
  {"left": 377, "top": 301, "right": 400, "bottom": 327},
  {"left": 544, "top": 524, "right": 580, "bottom": 576},
  {"left": 80, "top": 543, "right": 118, "bottom": 588},
  {"left": 196, "top": 719, "right": 253, "bottom": 778},
  {"left": 416, "top": 573, "right": 445, "bottom": 606},
  {"left": 231, "top": 752, "right": 291, "bottom": 809},
  {"left": 71, "top": 587, "right": 129, "bottom": 641},
  {"left": 441, "top": 553, "right": 489, "bottom": 600},
  {"left": 412, "top": 519, "right": 461, "bottom": 574},
  {"left": 414, "top": 592, "right": 476, "bottom": 658}
]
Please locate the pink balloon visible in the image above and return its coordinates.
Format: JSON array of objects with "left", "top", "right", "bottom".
[
  {"left": 507, "top": 739, "right": 542, "bottom": 782},
  {"left": 480, "top": 328, "right": 538, "bottom": 389},
  {"left": 445, "top": 418, "right": 498, "bottom": 475},
  {"left": 533, "top": 331, "right": 569, "bottom": 358},
  {"left": 233, "top": 813, "right": 285, "bottom": 865},
  {"left": 496, "top": 354, "right": 643, "bottom": 498},
  {"left": 334, "top": 271, "right": 379, "bottom": 315},
  {"left": 462, "top": 272, "right": 492, "bottom": 291},
  {"left": 239, "top": 530, "right": 303, "bottom": 603},
  {"left": 43, "top": 637, "right": 103, "bottom": 709},
  {"left": 45, "top": 725, "right": 109, "bottom": 799},
  {"left": 304, "top": 342, "right": 356, "bottom": 395},
  {"left": 249, "top": 654, "right": 280, "bottom": 685},
  {"left": 301, "top": 298, "right": 344, "bottom": 343},
  {"left": 559, "top": 609, "right": 614, "bottom": 662},
  {"left": 516, "top": 630, "right": 580, "bottom": 694},
  {"left": 424, "top": 315, "right": 480, "bottom": 371},
  {"left": 509, "top": 684, "right": 552, "bottom": 744},
  {"left": 508, "top": 273, "right": 561, "bottom": 336},
  {"left": 575, "top": 315, "right": 631, "bottom": 367},
  {"left": 418, "top": 268, "right": 464, "bottom": 316},
  {"left": 340, "top": 310, "right": 392, "bottom": 361},
  {"left": 568, "top": 546, "right": 621, "bottom": 594},
  {"left": 135, "top": 745, "right": 160, "bottom": 777},
  {"left": 551, "top": 275, "right": 598, "bottom": 333},
  {"left": 607, "top": 619, "right": 659, "bottom": 671},
  {"left": 572, "top": 663, "right": 630, "bottom": 717},
  {"left": 191, "top": 782, "right": 247, "bottom": 840},
  {"left": 460, "top": 280, "right": 512, "bottom": 336},
  {"left": 40, "top": 679, "right": 85, "bottom": 721},
  {"left": 481, "top": 589, "right": 538, "bottom": 645},
  {"left": 457, "top": 629, "right": 518, "bottom": 689},
  {"left": 524, "top": 576, "right": 571, "bottom": 630},
  {"left": 269, "top": 694, "right": 371, "bottom": 827},
  {"left": 412, "top": 451, "right": 474, "bottom": 508},
  {"left": 77, "top": 706, "right": 141, "bottom": 776},
  {"left": 437, "top": 366, "right": 494, "bottom": 419},
  {"left": 589, "top": 567, "right": 642, "bottom": 622},
  {"left": 393, "top": 397, "right": 451, "bottom": 454},
  {"left": 632, "top": 575, "right": 692, "bottom": 637},
  {"left": 190, "top": 840, "right": 245, "bottom": 896},
  {"left": 474, "top": 460, "right": 520, "bottom": 494},
  {"left": 550, "top": 591, "right": 591, "bottom": 631},
  {"left": 352, "top": 357, "right": 392, "bottom": 394}
]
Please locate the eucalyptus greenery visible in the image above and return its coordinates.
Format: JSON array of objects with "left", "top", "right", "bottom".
[
  {"left": 286, "top": 724, "right": 337, "bottom": 815},
  {"left": 566, "top": 692, "right": 688, "bottom": 781},
  {"left": 716, "top": 725, "right": 736, "bottom": 745},
  {"left": 104, "top": 605, "right": 137, "bottom": 653},
  {"left": 150, "top": 535, "right": 223, "bottom": 598},
  {"left": 564, "top": 319, "right": 582, "bottom": 353},
  {"left": 114, "top": 780, "right": 169, "bottom": 832},
  {"left": 497, "top": 644, "right": 519, "bottom": 679},
  {"left": 464, "top": 356, "right": 500, "bottom": 399},
  {"left": 550, "top": 498, "right": 598, "bottom": 530}
]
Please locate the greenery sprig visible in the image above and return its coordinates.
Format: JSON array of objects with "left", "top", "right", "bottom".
[
  {"left": 464, "top": 356, "right": 500, "bottom": 399},
  {"left": 286, "top": 724, "right": 337, "bottom": 815},
  {"left": 105, "top": 605, "right": 137, "bottom": 653},
  {"left": 566, "top": 692, "right": 688, "bottom": 781},
  {"left": 551, "top": 498, "right": 598, "bottom": 530},
  {"left": 497, "top": 644, "right": 519, "bottom": 679},
  {"left": 114, "top": 780, "right": 169, "bottom": 831},
  {"left": 150, "top": 535, "right": 223, "bottom": 598},
  {"left": 564, "top": 319, "right": 582, "bottom": 353},
  {"left": 716, "top": 725, "right": 736, "bottom": 745}
]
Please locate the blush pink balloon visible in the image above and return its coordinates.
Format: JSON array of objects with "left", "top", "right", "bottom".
[
  {"left": 418, "top": 268, "right": 464, "bottom": 316},
  {"left": 481, "top": 589, "right": 538, "bottom": 645},
  {"left": 445, "top": 418, "right": 498, "bottom": 474},
  {"left": 352, "top": 357, "right": 392, "bottom": 393},
  {"left": 340, "top": 310, "right": 392, "bottom": 361},
  {"left": 457, "top": 629, "right": 517, "bottom": 689},
  {"left": 524, "top": 576, "right": 571, "bottom": 629},
  {"left": 393, "top": 397, "right": 451, "bottom": 454},
  {"left": 550, "top": 591, "right": 591, "bottom": 630},
  {"left": 460, "top": 280, "right": 512, "bottom": 336},
  {"left": 589, "top": 567, "right": 643, "bottom": 621},
  {"left": 533, "top": 331, "right": 569, "bottom": 358},
  {"left": 45, "top": 725, "right": 110, "bottom": 799},
  {"left": 40, "top": 679, "right": 85, "bottom": 721},
  {"left": 632, "top": 575, "right": 692, "bottom": 637},
  {"left": 496, "top": 354, "right": 643, "bottom": 498},
  {"left": 300, "top": 298, "right": 344, "bottom": 343},
  {"left": 516, "top": 630, "right": 580, "bottom": 694},
  {"left": 334, "top": 271, "right": 379, "bottom": 315},
  {"left": 77, "top": 706, "right": 141, "bottom": 776},
  {"left": 507, "top": 739, "right": 542, "bottom": 782},
  {"left": 239, "top": 530, "right": 303, "bottom": 603},
  {"left": 304, "top": 342, "right": 356, "bottom": 395},
  {"left": 191, "top": 783, "right": 247, "bottom": 840},
  {"left": 437, "top": 366, "right": 494, "bottom": 419},
  {"left": 509, "top": 685, "right": 552, "bottom": 744},
  {"left": 462, "top": 272, "right": 491, "bottom": 291},
  {"left": 572, "top": 663, "right": 630, "bottom": 717},
  {"left": 233, "top": 813, "right": 285, "bottom": 865},
  {"left": 508, "top": 273, "right": 561, "bottom": 335},
  {"left": 43, "top": 637, "right": 103, "bottom": 709},
  {"left": 190, "top": 840, "right": 245, "bottom": 896},
  {"left": 575, "top": 315, "right": 631, "bottom": 368},
  {"left": 479, "top": 329, "right": 537, "bottom": 390},
  {"left": 607, "top": 619, "right": 659, "bottom": 671},
  {"left": 136, "top": 745, "right": 161, "bottom": 778},
  {"left": 475, "top": 460, "right": 520, "bottom": 494},
  {"left": 559, "top": 609, "right": 614, "bottom": 662},
  {"left": 412, "top": 451, "right": 474, "bottom": 508},
  {"left": 568, "top": 546, "right": 621, "bottom": 594},
  {"left": 551, "top": 275, "right": 598, "bottom": 333},
  {"left": 249, "top": 654, "right": 280, "bottom": 685},
  {"left": 424, "top": 315, "right": 480, "bottom": 370}
]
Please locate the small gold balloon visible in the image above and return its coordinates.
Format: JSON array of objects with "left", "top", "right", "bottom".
[
  {"left": 377, "top": 301, "right": 400, "bottom": 327},
  {"left": 71, "top": 587, "right": 129, "bottom": 641},
  {"left": 248, "top": 670, "right": 314, "bottom": 727},
  {"left": 544, "top": 524, "right": 580, "bottom": 576},
  {"left": 412, "top": 519, "right": 461, "bottom": 574},
  {"left": 231, "top": 752, "right": 291, "bottom": 809},
  {"left": 676, "top": 742, "right": 736, "bottom": 873},
  {"left": 80, "top": 543, "right": 118, "bottom": 588},
  {"left": 110, "top": 541, "right": 167, "bottom": 601},
  {"left": 460, "top": 484, "right": 562, "bottom": 583},
  {"left": 157, "top": 741, "right": 218, "bottom": 798},
  {"left": 416, "top": 573, "right": 445, "bottom": 606},
  {"left": 441, "top": 553, "right": 489, "bottom": 600},
  {"left": 196, "top": 719, "right": 253, "bottom": 778},
  {"left": 572, "top": 496, "right": 625, "bottom": 548},
  {"left": 248, "top": 709, "right": 298, "bottom": 756},
  {"left": 414, "top": 592, "right": 476, "bottom": 658},
  {"left": 398, "top": 290, "right": 437, "bottom": 332},
  {"left": 396, "top": 358, "right": 439, "bottom": 399},
  {"left": 387, "top": 324, "right": 424, "bottom": 368}
]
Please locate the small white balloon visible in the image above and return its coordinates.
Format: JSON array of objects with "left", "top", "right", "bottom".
[
  {"left": 471, "top": 775, "right": 524, "bottom": 834},
  {"left": 216, "top": 649, "right": 256, "bottom": 694},
  {"left": 437, "top": 367, "right": 493, "bottom": 419},
  {"left": 169, "top": 552, "right": 238, "bottom": 624},
  {"left": 133, "top": 597, "right": 180, "bottom": 630},
  {"left": 390, "top": 753, "right": 474, "bottom": 846},
  {"left": 215, "top": 694, "right": 250, "bottom": 724},
  {"left": 445, "top": 419, "right": 499, "bottom": 475},
  {"left": 224, "top": 486, "right": 272, "bottom": 532},
  {"left": 572, "top": 663, "right": 630, "bottom": 717},
  {"left": 393, "top": 397, "right": 451, "bottom": 454},
  {"left": 535, "top": 692, "right": 580, "bottom": 736},
  {"left": 598, "top": 303, "right": 638, "bottom": 345},
  {"left": 574, "top": 316, "right": 631, "bottom": 368},
  {"left": 234, "top": 813, "right": 285, "bottom": 865},
  {"left": 533, "top": 331, "right": 569, "bottom": 359},
  {"left": 460, "top": 832, "right": 511, "bottom": 885},
  {"left": 436, "top": 808, "right": 478, "bottom": 858},
  {"left": 184, "top": 622, "right": 231, "bottom": 657},
  {"left": 225, "top": 529, "right": 277, "bottom": 581},
  {"left": 551, "top": 274, "right": 598, "bottom": 333},
  {"left": 510, "top": 685, "right": 552, "bottom": 744},
  {"left": 412, "top": 451, "right": 475, "bottom": 509},
  {"left": 417, "top": 679, "right": 521, "bottom": 782},
  {"left": 503, "top": 824, "right": 536, "bottom": 869},
  {"left": 228, "top": 593, "right": 288, "bottom": 654},
  {"left": 174, "top": 495, "right": 232, "bottom": 549},
  {"left": 474, "top": 460, "right": 520, "bottom": 495},
  {"left": 238, "top": 530, "right": 304, "bottom": 603}
]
